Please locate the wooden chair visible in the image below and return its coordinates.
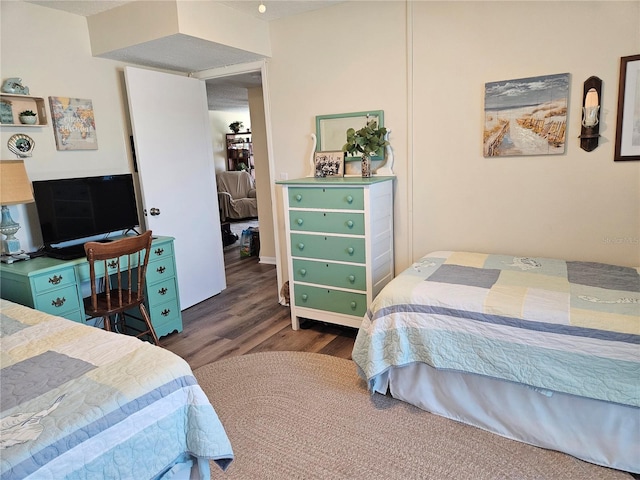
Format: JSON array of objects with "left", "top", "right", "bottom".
[{"left": 83, "top": 230, "right": 159, "bottom": 345}]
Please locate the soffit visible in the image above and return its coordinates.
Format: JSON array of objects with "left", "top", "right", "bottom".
[{"left": 24, "top": 1, "right": 343, "bottom": 111}]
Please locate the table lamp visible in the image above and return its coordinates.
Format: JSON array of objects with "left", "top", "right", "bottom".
[{"left": 0, "top": 160, "right": 34, "bottom": 257}]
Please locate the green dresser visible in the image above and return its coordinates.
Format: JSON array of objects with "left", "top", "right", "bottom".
[
  {"left": 0, "top": 235, "right": 183, "bottom": 339},
  {"left": 277, "top": 177, "right": 394, "bottom": 329}
]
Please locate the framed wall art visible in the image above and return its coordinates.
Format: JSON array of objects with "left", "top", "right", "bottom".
[
  {"left": 49, "top": 96, "right": 98, "bottom": 151},
  {"left": 483, "top": 73, "right": 569, "bottom": 157},
  {"left": 314, "top": 151, "right": 345, "bottom": 178},
  {"left": 614, "top": 54, "right": 640, "bottom": 161}
]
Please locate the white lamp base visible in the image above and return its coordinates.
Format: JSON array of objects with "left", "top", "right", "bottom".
[{"left": 1, "top": 205, "right": 23, "bottom": 255}]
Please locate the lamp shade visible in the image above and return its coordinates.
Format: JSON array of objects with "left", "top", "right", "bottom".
[{"left": 0, "top": 160, "right": 34, "bottom": 205}]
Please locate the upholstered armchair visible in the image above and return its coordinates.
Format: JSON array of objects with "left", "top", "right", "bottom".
[{"left": 216, "top": 170, "right": 258, "bottom": 221}]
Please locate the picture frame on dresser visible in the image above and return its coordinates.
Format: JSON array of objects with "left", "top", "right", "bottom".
[{"left": 314, "top": 151, "right": 345, "bottom": 178}]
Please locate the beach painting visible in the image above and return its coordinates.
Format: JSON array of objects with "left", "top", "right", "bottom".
[{"left": 484, "top": 73, "right": 569, "bottom": 157}]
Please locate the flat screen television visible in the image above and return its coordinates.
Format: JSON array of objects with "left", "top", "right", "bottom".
[{"left": 32, "top": 174, "right": 140, "bottom": 259}]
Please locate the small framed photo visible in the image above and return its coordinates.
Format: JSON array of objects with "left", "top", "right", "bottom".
[{"left": 314, "top": 151, "right": 345, "bottom": 178}]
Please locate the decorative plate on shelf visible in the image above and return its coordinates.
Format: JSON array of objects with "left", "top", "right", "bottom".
[{"left": 8, "top": 133, "right": 35, "bottom": 158}]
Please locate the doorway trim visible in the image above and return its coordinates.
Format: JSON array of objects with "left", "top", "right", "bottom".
[{"left": 192, "top": 60, "right": 284, "bottom": 302}]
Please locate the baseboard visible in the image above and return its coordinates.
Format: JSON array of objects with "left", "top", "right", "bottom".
[{"left": 259, "top": 256, "right": 276, "bottom": 265}]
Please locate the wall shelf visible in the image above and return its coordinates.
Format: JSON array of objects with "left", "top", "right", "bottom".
[{"left": 0, "top": 93, "right": 48, "bottom": 126}]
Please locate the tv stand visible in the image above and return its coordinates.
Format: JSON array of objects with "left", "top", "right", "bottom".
[{"left": 0, "top": 235, "right": 182, "bottom": 339}]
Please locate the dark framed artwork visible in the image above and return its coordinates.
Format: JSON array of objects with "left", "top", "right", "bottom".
[
  {"left": 314, "top": 151, "right": 345, "bottom": 178},
  {"left": 614, "top": 54, "right": 640, "bottom": 161}
]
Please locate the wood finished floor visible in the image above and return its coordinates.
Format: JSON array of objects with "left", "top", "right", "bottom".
[{"left": 161, "top": 245, "right": 358, "bottom": 370}]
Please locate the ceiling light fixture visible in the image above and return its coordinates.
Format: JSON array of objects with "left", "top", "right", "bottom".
[{"left": 258, "top": 3, "right": 266, "bottom": 13}]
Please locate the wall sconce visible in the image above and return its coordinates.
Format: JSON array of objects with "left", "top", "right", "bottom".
[{"left": 579, "top": 76, "right": 602, "bottom": 152}]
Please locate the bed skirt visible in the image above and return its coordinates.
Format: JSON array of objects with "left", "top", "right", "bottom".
[{"left": 385, "top": 362, "right": 639, "bottom": 474}]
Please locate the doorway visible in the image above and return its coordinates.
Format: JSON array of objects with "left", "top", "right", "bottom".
[{"left": 201, "top": 64, "right": 278, "bottom": 288}]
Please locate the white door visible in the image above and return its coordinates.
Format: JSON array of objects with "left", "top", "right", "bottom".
[{"left": 125, "top": 66, "right": 225, "bottom": 309}]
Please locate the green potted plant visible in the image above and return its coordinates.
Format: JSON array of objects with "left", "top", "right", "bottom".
[
  {"left": 19, "top": 109, "right": 37, "bottom": 125},
  {"left": 229, "top": 120, "right": 244, "bottom": 133},
  {"left": 342, "top": 119, "right": 389, "bottom": 177}
]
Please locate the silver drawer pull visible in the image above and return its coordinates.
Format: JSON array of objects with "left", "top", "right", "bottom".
[
  {"left": 346, "top": 195, "right": 353, "bottom": 204},
  {"left": 348, "top": 275, "right": 356, "bottom": 283},
  {"left": 52, "top": 297, "right": 66, "bottom": 308},
  {"left": 297, "top": 243, "right": 305, "bottom": 251},
  {"left": 347, "top": 247, "right": 354, "bottom": 255},
  {"left": 299, "top": 269, "right": 306, "bottom": 276},
  {"left": 350, "top": 301, "right": 357, "bottom": 310},
  {"left": 49, "top": 275, "right": 62, "bottom": 285},
  {"left": 296, "top": 218, "right": 304, "bottom": 226},
  {"left": 346, "top": 220, "right": 354, "bottom": 228}
]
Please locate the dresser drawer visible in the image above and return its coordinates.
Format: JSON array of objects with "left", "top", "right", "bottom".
[
  {"left": 288, "top": 187, "right": 364, "bottom": 210},
  {"left": 34, "top": 284, "right": 81, "bottom": 316},
  {"left": 294, "top": 284, "right": 367, "bottom": 317},
  {"left": 151, "top": 299, "right": 183, "bottom": 337},
  {"left": 146, "top": 258, "right": 176, "bottom": 284},
  {"left": 148, "top": 297, "right": 179, "bottom": 322},
  {"left": 289, "top": 211, "right": 365, "bottom": 235},
  {"left": 150, "top": 241, "right": 174, "bottom": 261},
  {"left": 32, "top": 267, "right": 76, "bottom": 294},
  {"left": 125, "top": 297, "right": 182, "bottom": 338},
  {"left": 147, "top": 277, "right": 178, "bottom": 303},
  {"left": 291, "top": 233, "right": 365, "bottom": 263},
  {"left": 293, "top": 259, "right": 366, "bottom": 291}
]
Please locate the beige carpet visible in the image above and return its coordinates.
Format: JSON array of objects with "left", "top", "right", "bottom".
[{"left": 195, "top": 351, "right": 633, "bottom": 480}]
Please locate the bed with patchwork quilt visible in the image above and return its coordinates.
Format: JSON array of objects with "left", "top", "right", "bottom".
[
  {"left": 352, "top": 251, "right": 639, "bottom": 473},
  {"left": 0, "top": 299, "right": 233, "bottom": 480}
]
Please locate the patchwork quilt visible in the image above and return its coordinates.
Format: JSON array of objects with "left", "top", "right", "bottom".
[
  {"left": 353, "top": 251, "right": 639, "bottom": 407},
  {"left": 0, "top": 300, "right": 233, "bottom": 480}
]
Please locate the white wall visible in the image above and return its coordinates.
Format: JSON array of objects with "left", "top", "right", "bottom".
[
  {"left": 268, "top": 1, "right": 410, "bottom": 276},
  {"left": 412, "top": 1, "right": 640, "bottom": 267},
  {"left": 1, "top": 1, "right": 132, "bottom": 252},
  {"left": 2, "top": 0, "right": 638, "bottom": 275},
  {"left": 267, "top": 1, "right": 639, "bottom": 274},
  {"left": 248, "top": 86, "right": 276, "bottom": 263}
]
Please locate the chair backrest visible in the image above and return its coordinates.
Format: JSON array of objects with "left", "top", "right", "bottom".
[{"left": 84, "top": 231, "right": 153, "bottom": 314}]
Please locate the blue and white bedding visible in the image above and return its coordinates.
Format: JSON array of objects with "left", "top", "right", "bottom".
[
  {"left": 353, "top": 251, "right": 639, "bottom": 407},
  {"left": 0, "top": 299, "right": 233, "bottom": 480}
]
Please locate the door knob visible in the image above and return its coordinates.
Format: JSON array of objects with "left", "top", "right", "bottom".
[{"left": 150, "top": 208, "right": 161, "bottom": 216}]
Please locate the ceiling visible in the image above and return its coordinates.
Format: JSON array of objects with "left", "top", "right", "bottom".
[
  {"left": 25, "top": 0, "right": 343, "bottom": 111},
  {"left": 27, "top": 1, "right": 344, "bottom": 22}
]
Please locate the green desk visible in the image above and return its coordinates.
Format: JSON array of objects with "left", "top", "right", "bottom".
[{"left": 0, "top": 235, "right": 182, "bottom": 338}]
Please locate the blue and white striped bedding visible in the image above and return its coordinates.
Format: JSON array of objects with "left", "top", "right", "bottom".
[
  {"left": 353, "top": 251, "right": 639, "bottom": 407},
  {"left": 0, "top": 300, "right": 233, "bottom": 479}
]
